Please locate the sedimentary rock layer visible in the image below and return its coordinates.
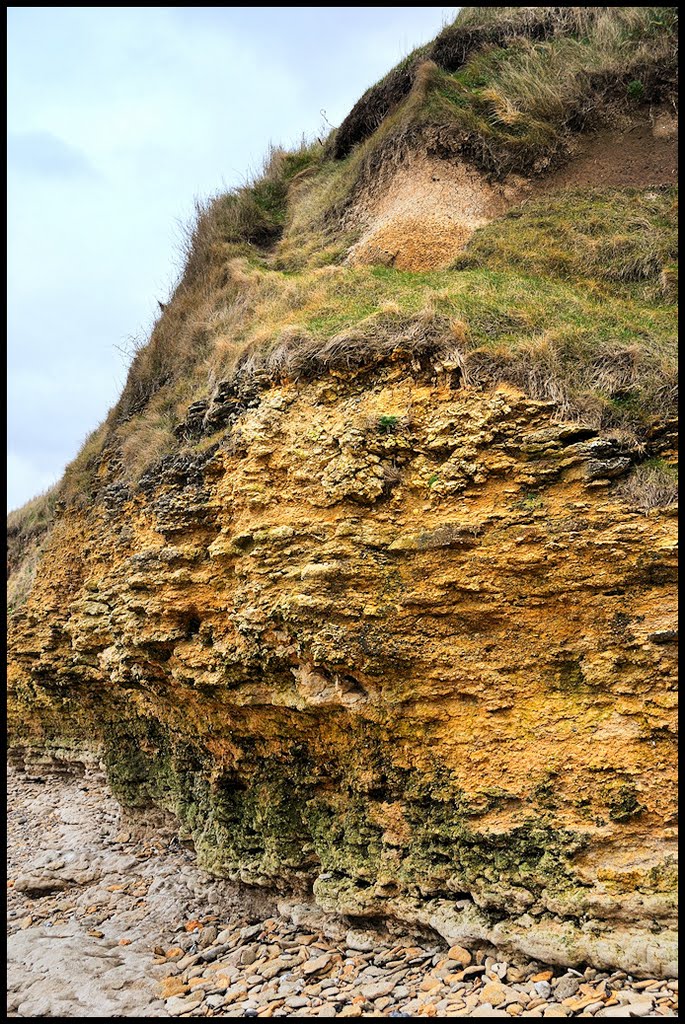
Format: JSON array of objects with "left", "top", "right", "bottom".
[{"left": 8, "top": 365, "right": 677, "bottom": 974}]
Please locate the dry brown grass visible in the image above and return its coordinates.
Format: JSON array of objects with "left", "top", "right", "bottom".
[
  {"left": 7, "top": 488, "right": 57, "bottom": 573},
  {"left": 7, "top": 487, "right": 59, "bottom": 614},
  {"left": 109, "top": 141, "right": 327, "bottom": 429},
  {"left": 616, "top": 459, "right": 678, "bottom": 510},
  {"left": 177, "top": 141, "right": 325, "bottom": 287},
  {"left": 244, "top": 307, "right": 452, "bottom": 382},
  {"left": 462, "top": 328, "right": 676, "bottom": 431}
]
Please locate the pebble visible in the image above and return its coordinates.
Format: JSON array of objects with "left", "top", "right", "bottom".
[
  {"left": 535, "top": 981, "right": 554, "bottom": 999},
  {"left": 346, "top": 929, "right": 376, "bottom": 953},
  {"left": 360, "top": 979, "right": 396, "bottom": 1000},
  {"left": 198, "top": 926, "right": 218, "bottom": 948},
  {"left": 447, "top": 944, "right": 472, "bottom": 967},
  {"left": 165, "top": 995, "right": 203, "bottom": 1014},
  {"left": 302, "top": 953, "right": 334, "bottom": 976},
  {"left": 6, "top": 765, "right": 679, "bottom": 1020},
  {"left": 554, "top": 976, "right": 581, "bottom": 1000},
  {"left": 481, "top": 981, "right": 508, "bottom": 1005}
]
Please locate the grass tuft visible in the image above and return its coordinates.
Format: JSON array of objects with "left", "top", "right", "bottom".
[
  {"left": 453, "top": 188, "right": 678, "bottom": 287},
  {"left": 7, "top": 487, "right": 59, "bottom": 614},
  {"left": 616, "top": 459, "right": 678, "bottom": 510}
]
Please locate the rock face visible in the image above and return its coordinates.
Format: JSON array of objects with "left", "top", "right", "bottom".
[{"left": 7, "top": 362, "right": 678, "bottom": 975}]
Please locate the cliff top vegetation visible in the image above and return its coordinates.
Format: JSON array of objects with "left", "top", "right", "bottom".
[{"left": 7, "top": 6, "right": 678, "bottom": 609}]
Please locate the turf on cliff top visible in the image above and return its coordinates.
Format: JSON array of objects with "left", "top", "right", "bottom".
[{"left": 8, "top": 6, "right": 678, "bottom": 977}]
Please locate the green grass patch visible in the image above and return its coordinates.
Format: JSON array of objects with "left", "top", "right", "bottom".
[{"left": 453, "top": 187, "right": 678, "bottom": 289}]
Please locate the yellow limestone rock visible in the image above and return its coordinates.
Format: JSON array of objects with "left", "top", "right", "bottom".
[{"left": 7, "top": 376, "right": 677, "bottom": 977}]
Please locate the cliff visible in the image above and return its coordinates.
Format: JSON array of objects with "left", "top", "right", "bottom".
[{"left": 7, "top": 6, "right": 678, "bottom": 976}]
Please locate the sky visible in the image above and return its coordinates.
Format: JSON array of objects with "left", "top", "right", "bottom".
[{"left": 7, "top": 5, "right": 458, "bottom": 512}]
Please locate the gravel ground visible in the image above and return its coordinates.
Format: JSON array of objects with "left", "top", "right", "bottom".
[{"left": 6, "top": 764, "right": 678, "bottom": 1018}]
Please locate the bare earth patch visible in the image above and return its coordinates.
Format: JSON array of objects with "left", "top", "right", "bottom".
[
  {"left": 539, "top": 110, "right": 678, "bottom": 191},
  {"left": 345, "top": 110, "right": 678, "bottom": 272}
]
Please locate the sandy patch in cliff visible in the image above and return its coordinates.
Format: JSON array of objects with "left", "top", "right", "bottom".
[
  {"left": 345, "top": 110, "right": 678, "bottom": 273},
  {"left": 346, "top": 154, "right": 522, "bottom": 272}
]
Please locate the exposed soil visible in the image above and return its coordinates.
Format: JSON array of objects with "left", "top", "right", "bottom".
[
  {"left": 346, "top": 110, "right": 678, "bottom": 272},
  {"left": 538, "top": 109, "right": 678, "bottom": 190},
  {"left": 346, "top": 154, "right": 523, "bottom": 271}
]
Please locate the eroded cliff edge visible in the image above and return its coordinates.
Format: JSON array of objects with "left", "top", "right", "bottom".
[
  {"left": 8, "top": 370, "right": 678, "bottom": 973},
  {"left": 7, "top": 6, "right": 678, "bottom": 977}
]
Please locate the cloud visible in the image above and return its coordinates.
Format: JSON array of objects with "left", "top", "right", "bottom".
[{"left": 7, "top": 130, "right": 100, "bottom": 180}]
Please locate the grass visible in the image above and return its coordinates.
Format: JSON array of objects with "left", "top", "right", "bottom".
[
  {"left": 142, "top": 8, "right": 677, "bottom": 280},
  {"left": 453, "top": 188, "right": 678, "bottom": 286},
  {"left": 110, "top": 191, "right": 676, "bottom": 468},
  {"left": 6, "top": 4, "right": 678, "bottom": 577},
  {"left": 275, "top": 7, "right": 678, "bottom": 266},
  {"left": 177, "top": 140, "right": 325, "bottom": 289},
  {"left": 7, "top": 488, "right": 58, "bottom": 571},
  {"left": 7, "top": 487, "right": 58, "bottom": 614},
  {"left": 616, "top": 459, "right": 678, "bottom": 510},
  {"left": 331, "top": 7, "right": 678, "bottom": 175},
  {"left": 44, "top": 184, "right": 675, "bottom": 503},
  {"left": 422, "top": 11, "right": 677, "bottom": 173}
]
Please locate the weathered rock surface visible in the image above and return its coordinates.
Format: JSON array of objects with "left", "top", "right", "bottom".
[
  {"left": 7, "top": 367, "right": 678, "bottom": 975},
  {"left": 6, "top": 761, "right": 266, "bottom": 1018}
]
